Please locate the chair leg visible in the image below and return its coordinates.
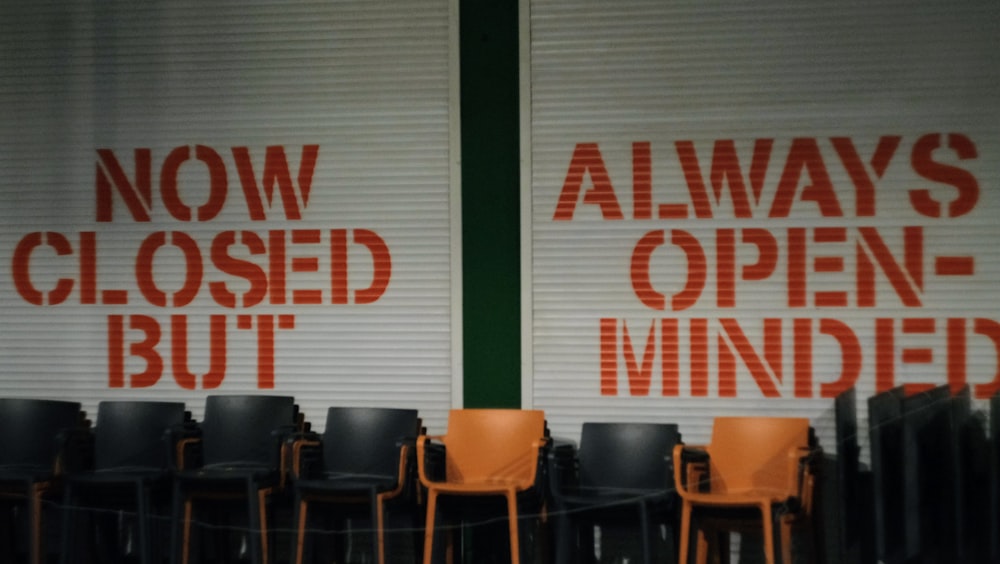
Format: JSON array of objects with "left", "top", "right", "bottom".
[
  {"left": 293, "top": 497, "right": 308, "bottom": 564},
  {"left": 169, "top": 482, "right": 185, "bottom": 564},
  {"left": 761, "top": 503, "right": 775, "bottom": 564},
  {"left": 679, "top": 502, "right": 692, "bottom": 564},
  {"left": 261, "top": 488, "right": 273, "bottom": 564},
  {"left": 695, "top": 528, "right": 711, "bottom": 564},
  {"left": 553, "top": 511, "right": 574, "bottom": 564},
  {"left": 246, "top": 485, "right": 259, "bottom": 564},
  {"left": 374, "top": 493, "right": 386, "bottom": 564},
  {"left": 59, "top": 485, "right": 75, "bottom": 564},
  {"left": 780, "top": 518, "right": 793, "bottom": 564},
  {"left": 181, "top": 497, "right": 194, "bottom": 564},
  {"left": 248, "top": 486, "right": 271, "bottom": 564},
  {"left": 137, "top": 483, "right": 152, "bottom": 564},
  {"left": 506, "top": 490, "right": 520, "bottom": 564},
  {"left": 423, "top": 489, "right": 438, "bottom": 564},
  {"left": 29, "top": 484, "right": 43, "bottom": 564}
]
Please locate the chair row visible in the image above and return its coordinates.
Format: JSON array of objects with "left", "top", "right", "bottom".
[{"left": 0, "top": 396, "right": 824, "bottom": 564}]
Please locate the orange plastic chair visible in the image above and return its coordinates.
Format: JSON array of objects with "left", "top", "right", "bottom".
[
  {"left": 416, "top": 409, "right": 547, "bottom": 564},
  {"left": 673, "top": 417, "right": 818, "bottom": 564}
]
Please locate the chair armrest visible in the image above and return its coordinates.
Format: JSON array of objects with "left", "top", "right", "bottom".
[
  {"left": 271, "top": 423, "right": 306, "bottom": 489},
  {"left": 175, "top": 437, "right": 202, "bottom": 471},
  {"left": 164, "top": 420, "right": 201, "bottom": 471},
  {"left": 417, "top": 435, "right": 446, "bottom": 486},
  {"left": 286, "top": 432, "right": 322, "bottom": 480},
  {"left": 385, "top": 443, "right": 412, "bottom": 500},
  {"left": 673, "top": 444, "right": 710, "bottom": 497},
  {"left": 790, "top": 445, "right": 823, "bottom": 514},
  {"left": 394, "top": 435, "right": 423, "bottom": 502}
]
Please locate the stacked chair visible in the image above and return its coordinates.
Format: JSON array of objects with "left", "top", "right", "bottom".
[
  {"left": 868, "top": 384, "right": 990, "bottom": 564},
  {"left": 33, "top": 392, "right": 1000, "bottom": 563},
  {"left": 867, "top": 386, "right": 905, "bottom": 564},
  {"left": 60, "top": 400, "right": 195, "bottom": 564},
  {"left": 170, "top": 395, "right": 302, "bottom": 564},
  {"left": 548, "top": 422, "right": 681, "bottom": 564},
  {"left": 417, "top": 408, "right": 548, "bottom": 564},
  {"left": 288, "top": 406, "right": 422, "bottom": 564},
  {"left": 0, "top": 398, "right": 89, "bottom": 564},
  {"left": 831, "top": 387, "right": 875, "bottom": 564},
  {"left": 673, "top": 416, "right": 821, "bottom": 564}
]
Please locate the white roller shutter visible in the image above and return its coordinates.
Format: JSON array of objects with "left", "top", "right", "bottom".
[
  {"left": 0, "top": 1, "right": 459, "bottom": 433},
  {"left": 523, "top": 0, "right": 1000, "bottom": 456}
]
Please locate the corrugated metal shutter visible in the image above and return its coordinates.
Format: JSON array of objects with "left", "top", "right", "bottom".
[
  {"left": 0, "top": 1, "right": 459, "bottom": 433},
  {"left": 524, "top": 0, "right": 1000, "bottom": 456}
]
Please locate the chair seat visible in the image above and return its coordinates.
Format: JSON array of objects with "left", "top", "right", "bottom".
[
  {"left": 681, "top": 489, "right": 795, "bottom": 506},
  {"left": 428, "top": 479, "right": 530, "bottom": 495},
  {"left": 68, "top": 468, "right": 171, "bottom": 485},
  {"left": 175, "top": 464, "right": 277, "bottom": 490},
  {"left": 0, "top": 465, "right": 56, "bottom": 483},
  {"left": 558, "top": 486, "right": 673, "bottom": 510},
  {"left": 296, "top": 474, "right": 398, "bottom": 496}
]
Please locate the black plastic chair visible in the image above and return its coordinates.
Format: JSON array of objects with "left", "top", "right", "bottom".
[
  {"left": 867, "top": 386, "right": 905, "bottom": 564},
  {"left": 901, "top": 385, "right": 957, "bottom": 561},
  {"left": 170, "top": 395, "right": 300, "bottom": 564},
  {"left": 832, "top": 387, "right": 874, "bottom": 564},
  {"left": 953, "top": 389, "right": 991, "bottom": 564},
  {"left": 0, "top": 398, "right": 87, "bottom": 564},
  {"left": 549, "top": 422, "right": 681, "bottom": 564},
  {"left": 289, "top": 407, "right": 422, "bottom": 564},
  {"left": 900, "top": 385, "right": 989, "bottom": 563},
  {"left": 60, "top": 400, "right": 192, "bottom": 564}
]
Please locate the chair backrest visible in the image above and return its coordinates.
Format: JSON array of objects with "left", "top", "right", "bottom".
[
  {"left": 578, "top": 422, "right": 680, "bottom": 490},
  {"left": 322, "top": 407, "right": 420, "bottom": 478},
  {"left": 900, "top": 385, "right": 953, "bottom": 559},
  {"left": 834, "top": 388, "right": 862, "bottom": 553},
  {"left": 0, "top": 398, "right": 83, "bottom": 467},
  {"left": 93, "top": 400, "right": 188, "bottom": 471},
  {"left": 955, "top": 391, "right": 991, "bottom": 562},
  {"left": 868, "top": 386, "right": 905, "bottom": 563},
  {"left": 901, "top": 384, "right": 988, "bottom": 561},
  {"left": 705, "top": 417, "right": 809, "bottom": 495},
  {"left": 200, "top": 395, "right": 296, "bottom": 467},
  {"left": 441, "top": 409, "right": 545, "bottom": 485}
]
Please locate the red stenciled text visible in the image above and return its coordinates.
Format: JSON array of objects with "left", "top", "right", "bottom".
[{"left": 8, "top": 144, "right": 396, "bottom": 390}]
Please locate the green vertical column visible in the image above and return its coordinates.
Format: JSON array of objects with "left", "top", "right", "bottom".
[{"left": 460, "top": 0, "right": 521, "bottom": 408}]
